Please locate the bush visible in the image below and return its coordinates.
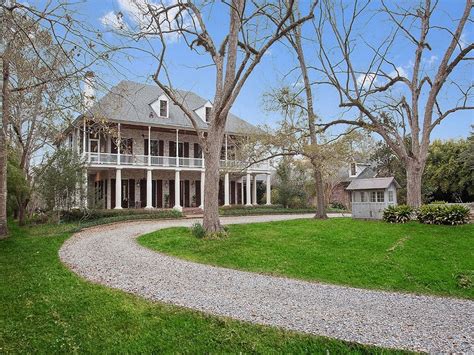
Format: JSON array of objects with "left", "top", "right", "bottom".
[
  {"left": 190, "top": 223, "right": 206, "bottom": 239},
  {"left": 329, "top": 201, "right": 346, "bottom": 210},
  {"left": 383, "top": 205, "right": 414, "bottom": 223},
  {"left": 60, "top": 208, "right": 183, "bottom": 223},
  {"left": 416, "top": 204, "right": 470, "bottom": 225}
]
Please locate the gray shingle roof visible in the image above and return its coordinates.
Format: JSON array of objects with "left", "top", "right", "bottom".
[
  {"left": 346, "top": 177, "right": 399, "bottom": 190},
  {"left": 85, "top": 80, "right": 257, "bottom": 135}
]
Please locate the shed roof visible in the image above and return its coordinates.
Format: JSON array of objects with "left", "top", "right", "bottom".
[
  {"left": 83, "top": 80, "right": 257, "bottom": 135},
  {"left": 346, "top": 177, "right": 400, "bottom": 190}
]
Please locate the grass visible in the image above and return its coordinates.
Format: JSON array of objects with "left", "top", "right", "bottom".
[
  {"left": 139, "top": 218, "right": 474, "bottom": 299},
  {"left": 0, "top": 221, "right": 403, "bottom": 353}
]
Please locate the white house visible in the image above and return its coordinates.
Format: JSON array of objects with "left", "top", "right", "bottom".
[
  {"left": 61, "top": 76, "right": 272, "bottom": 211},
  {"left": 346, "top": 177, "right": 399, "bottom": 219}
]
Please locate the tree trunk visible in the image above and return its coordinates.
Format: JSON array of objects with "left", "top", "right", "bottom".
[
  {"left": 202, "top": 129, "right": 224, "bottom": 233},
  {"left": 406, "top": 158, "right": 424, "bottom": 207},
  {"left": 312, "top": 163, "right": 328, "bottom": 219},
  {"left": 0, "top": 51, "right": 10, "bottom": 238},
  {"left": 18, "top": 199, "right": 29, "bottom": 226}
]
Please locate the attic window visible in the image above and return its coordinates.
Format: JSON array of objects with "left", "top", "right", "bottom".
[
  {"left": 159, "top": 99, "right": 168, "bottom": 118},
  {"left": 205, "top": 107, "right": 211, "bottom": 122},
  {"left": 350, "top": 162, "right": 357, "bottom": 176}
]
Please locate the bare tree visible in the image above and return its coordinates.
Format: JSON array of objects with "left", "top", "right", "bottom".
[
  {"left": 0, "top": 1, "right": 112, "bottom": 237},
  {"left": 315, "top": 0, "right": 473, "bottom": 207},
  {"left": 116, "top": 0, "right": 316, "bottom": 233}
]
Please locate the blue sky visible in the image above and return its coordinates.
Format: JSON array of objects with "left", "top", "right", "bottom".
[{"left": 70, "top": 0, "right": 472, "bottom": 140}]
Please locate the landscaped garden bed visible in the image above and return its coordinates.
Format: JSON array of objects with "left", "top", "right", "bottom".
[{"left": 139, "top": 218, "right": 474, "bottom": 299}]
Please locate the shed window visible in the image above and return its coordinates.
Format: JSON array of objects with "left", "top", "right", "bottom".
[
  {"left": 388, "top": 190, "right": 394, "bottom": 202},
  {"left": 370, "top": 191, "right": 377, "bottom": 202},
  {"left": 159, "top": 100, "right": 168, "bottom": 117},
  {"left": 360, "top": 191, "right": 366, "bottom": 202},
  {"left": 205, "top": 107, "right": 212, "bottom": 122},
  {"left": 370, "top": 191, "right": 384, "bottom": 202}
]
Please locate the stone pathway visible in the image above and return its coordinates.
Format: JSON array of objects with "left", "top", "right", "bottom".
[{"left": 59, "top": 214, "right": 474, "bottom": 353}]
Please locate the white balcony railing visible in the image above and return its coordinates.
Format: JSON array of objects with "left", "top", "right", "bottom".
[{"left": 86, "top": 152, "right": 269, "bottom": 172}]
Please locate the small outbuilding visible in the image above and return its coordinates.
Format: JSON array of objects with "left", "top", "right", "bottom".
[{"left": 346, "top": 177, "right": 400, "bottom": 219}]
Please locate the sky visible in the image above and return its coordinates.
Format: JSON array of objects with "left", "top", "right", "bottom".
[{"left": 48, "top": 0, "right": 474, "bottom": 141}]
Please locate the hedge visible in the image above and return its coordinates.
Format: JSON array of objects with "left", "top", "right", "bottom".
[{"left": 416, "top": 204, "right": 470, "bottom": 225}]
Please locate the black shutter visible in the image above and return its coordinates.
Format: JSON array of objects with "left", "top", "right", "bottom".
[
  {"left": 184, "top": 142, "right": 189, "bottom": 158},
  {"left": 159, "top": 140, "right": 164, "bottom": 156},
  {"left": 144, "top": 139, "right": 149, "bottom": 156}
]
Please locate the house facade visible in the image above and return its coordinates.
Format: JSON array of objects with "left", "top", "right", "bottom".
[{"left": 63, "top": 78, "right": 271, "bottom": 211}]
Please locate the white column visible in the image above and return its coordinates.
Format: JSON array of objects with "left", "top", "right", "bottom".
[
  {"left": 175, "top": 129, "right": 179, "bottom": 167},
  {"left": 114, "top": 168, "right": 122, "bottom": 209},
  {"left": 240, "top": 178, "right": 244, "bottom": 205},
  {"left": 82, "top": 119, "right": 86, "bottom": 157},
  {"left": 106, "top": 172, "right": 111, "bottom": 209},
  {"left": 145, "top": 169, "right": 153, "bottom": 209},
  {"left": 200, "top": 171, "right": 205, "bottom": 209},
  {"left": 246, "top": 173, "right": 252, "bottom": 206},
  {"left": 266, "top": 173, "right": 271, "bottom": 205},
  {"left": 148, "top": 126, "right": 151, "bottom": 166},
  {"left": 253, "top": 174, "right": 258, "bottom": 205},
  {"left": 225, "top": 134, "right": 228, "bottom": 161},
  {"left": 224, "top": 172, "right": 230, "bottom": 206},
  {"left": 117, "top": 123, "right": 121, "bottom": 166},
  {"left": 174, "top": 170, "right": 182, "bottom": 211}
]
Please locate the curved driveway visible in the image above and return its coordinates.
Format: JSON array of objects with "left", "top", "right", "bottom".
[{"left": 59, "top": 214, "right": 473, "bottom": 353}]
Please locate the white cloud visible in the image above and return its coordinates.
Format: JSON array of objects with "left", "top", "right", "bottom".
[
  {"left": 357, "top": 73, "right": 378, "bottom": 89},
  {"left": 459, "top": 32, "right": 468, "bottom": 50},
  {"left": 426, "top": 55, "right": 438, "bottom": 66},
  {"left": 100, "top": 0, "right": 195, "bottom": 42},
  {"left": 100, "top": 11, "right": 127, "bottom": 31},
  {"left": 389, "top": 66, "right": 408, "bottom": 79}
]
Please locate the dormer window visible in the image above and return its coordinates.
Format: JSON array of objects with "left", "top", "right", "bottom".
[
  {"left": 159, "top": 99, "right": 168, "bottom": 117},
  {"left": 350, "top": 162, "right": 357, "bottom": 176},
  {"left": 205, "top": 107, "right": 211, "bottom": 122},
  {"left": 151, "top": 94, "right": 170, "bottom": 118}
]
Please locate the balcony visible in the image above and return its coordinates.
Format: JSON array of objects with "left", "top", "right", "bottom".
[{"left": 86, "top": 152, "right": 269, "bottom": 172}]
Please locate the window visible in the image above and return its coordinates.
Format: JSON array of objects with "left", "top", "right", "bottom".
[
  {"left": 360, "top": 191, "right": 366, "bottom": 202},
  {"left": 377, "top": 191, "right": 384, "bottom": 202},
  {"left": 350, "top": 162, "right": 357, "bottom": 176},
  {"left": 370, "top": 191, "right": 377, "bottom": 202},
  {"left": 388, "top": 190, "right": 394, "bottom": 202},
  {"left": 205, "top": 107, "right": 212, "bottom": 122},
  {"left": 371, "top": 191, "right": 384, "bottom": 202},
  {"left": 159, "top": 99, "right": 168, "bottom": 117}
]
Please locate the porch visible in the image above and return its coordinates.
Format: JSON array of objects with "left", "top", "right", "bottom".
[{"left": 87, "top": 168, "right": 271, "bottom": 211}]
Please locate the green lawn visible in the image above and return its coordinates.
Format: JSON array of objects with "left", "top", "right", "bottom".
[
  {"left": 0, "top": 222, "right": 401, "bottom": 353},
  {"left": 139, "top": 218, "right": 474, "bottom": 299}
]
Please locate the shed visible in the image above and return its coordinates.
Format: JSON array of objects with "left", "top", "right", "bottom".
[{"left": 346, "top": 177, "right": 400, "bottom": 219}]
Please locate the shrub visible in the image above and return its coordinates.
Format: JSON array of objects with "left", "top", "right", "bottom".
[
  {"left": 190, "top": 223, "right": 228, "bottom": 239},
  {"left": 383, "top": 205, "right": 414, "bottom": 223},
  {"left": 416, "top": 204, "right": 470, "bottom": 225},
  {"left": 329, "top": 201, "right": 346, "bottom": 210},
  {"left": 190, "top": 223, "right": 206, "bottom": 239},
  {"left": 60, "top": 208, "right": 183, "bottom": 223}
]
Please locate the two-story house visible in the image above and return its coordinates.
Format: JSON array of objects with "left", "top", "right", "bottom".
[{"left": 62, "top": 76, "right": 271, "bottom": 211}]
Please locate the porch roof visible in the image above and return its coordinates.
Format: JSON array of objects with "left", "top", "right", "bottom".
[{"left": 346, "top": 177, "right": 400, "bottom": 190}]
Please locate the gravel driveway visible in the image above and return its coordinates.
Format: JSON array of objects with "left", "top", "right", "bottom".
[{"left": 59, "top": 214, "right": 473, "bottom": 353}]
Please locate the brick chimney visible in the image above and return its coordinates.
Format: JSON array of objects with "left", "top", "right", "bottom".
[{"left": 83, "top": 71, "right": 95, "bottom": 110}]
